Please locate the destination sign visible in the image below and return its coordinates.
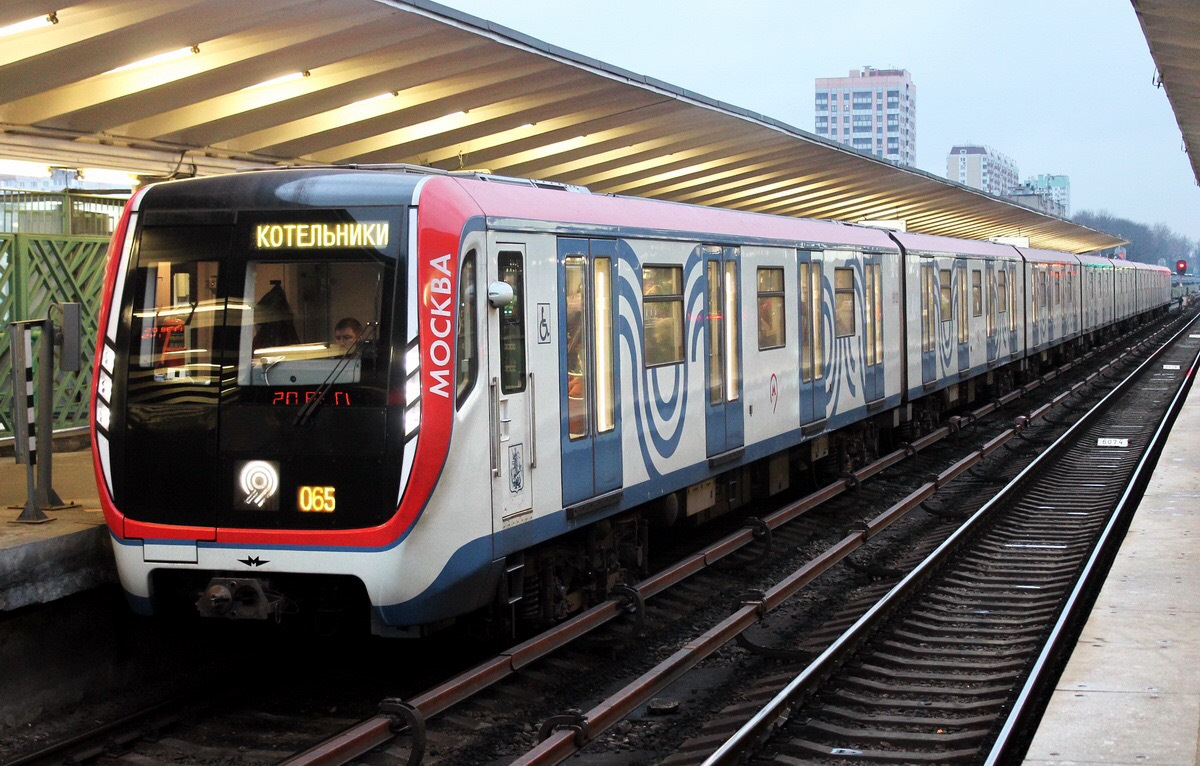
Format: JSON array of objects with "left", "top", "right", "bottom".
[{"left": 254, "top": 222, "right": 389, "bottom": 250}]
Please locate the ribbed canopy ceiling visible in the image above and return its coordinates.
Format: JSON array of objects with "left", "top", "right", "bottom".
[{"left": 0, "top": 0, "right": 1126, "bottom": 252}]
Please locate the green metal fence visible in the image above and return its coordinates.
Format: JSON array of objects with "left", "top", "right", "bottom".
[
  {"left": 0, "top": 189, "right": 127, "bottom": 236},
  {"left": 1, "top": 190, "right": 123, "bottom": 439}
]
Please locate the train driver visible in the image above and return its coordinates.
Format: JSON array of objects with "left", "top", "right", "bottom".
[{"left": 333, "top": 317, "right": 363, "bottom": 353}]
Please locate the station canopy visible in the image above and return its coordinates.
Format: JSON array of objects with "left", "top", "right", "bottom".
[
  {"left": 1135, "top": 0, "right": 1200, "bottom": 186},
  {"left": 0, "top": 0, "right": 1124, "bottom": 252}
]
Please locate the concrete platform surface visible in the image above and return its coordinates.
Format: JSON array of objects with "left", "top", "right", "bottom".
[
  {"left": 1024, "top": 380, "right": 1200, "bottom": 765},
  {"left": 0, "top": 448, "right": 112, "bottom": 611}
]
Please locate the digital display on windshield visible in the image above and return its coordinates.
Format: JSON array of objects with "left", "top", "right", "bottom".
[
  {"left": 271, "top": 389, "right": 354, "bottom": 406},
  {"left": 253, "top": 222, "right": 390, "bottom": 250}
]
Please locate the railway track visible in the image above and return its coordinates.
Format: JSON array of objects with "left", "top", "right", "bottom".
[
  {"left": 705, "top": 314, "right": 1200, "bottom": 765},
  {"left": 4, "top": 312, "right": 1188, "bottom": 766}
]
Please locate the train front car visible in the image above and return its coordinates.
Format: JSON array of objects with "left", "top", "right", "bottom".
[{"left": 91, "top": 168, "right": 482, "bottom": 635}]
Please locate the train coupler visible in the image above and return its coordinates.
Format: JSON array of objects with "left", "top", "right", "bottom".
[{"left": 196, "top": 576, "right": 287, "bottom": 621}]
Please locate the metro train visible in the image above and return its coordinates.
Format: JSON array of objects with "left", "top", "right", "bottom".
[{"left": 90, "top": 166, "right": 1171, "bottom": 636}]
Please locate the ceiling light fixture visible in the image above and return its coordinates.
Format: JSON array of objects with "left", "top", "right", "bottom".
[
  {"left": 107, "top": 45, "right": 199, "bottom": 74},
  {"left": 349, "top": 91, "right": 398, "bottom": 108},
  {"left": 0, "top": 12, "right": 58, "bottom": 39},
  {"left": 244, "top": 70, "right": 311, "bottom": 90}
]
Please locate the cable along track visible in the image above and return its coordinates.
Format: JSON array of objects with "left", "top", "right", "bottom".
[{"left": 713, "top": 317, "right": 1200, "bottom": 765}]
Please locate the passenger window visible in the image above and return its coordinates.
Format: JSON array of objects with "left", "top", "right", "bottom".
[
  {"left": 565, "top": 257, "right": 589, "bottom": 439},
  {"left": 872, "top": 264, "right": 883, "bottom": 363},
  {"left": 594, "top": 257, "right": 615, "bottom": 433},
  {"left": 724, "top": 260, "right": 740, "bottom": 401},
  {"left": 972, "top": 270, "right": 982, "bottom": 317},
  {"left": 1008, "top": 266, "right": 1018, "bottom": 330},
  {"left": 834, "top": 267, "right": 855, "bottom": 337},
  {"left": 707, "top": 262, "right": 723, "bottom": 404},
  {"left": 642, "top": 265, "right": 684, "bottom": 366},
  {"left": 864, "top": 263, "right": 883, "bottom": 366},
  {"left": 811, "top": 262, "right": 824, "bottom": 380},
  {"left": 957, "top": 267, "right": 969, "bottom": 344},
  {"left": 986, "top": 269, "right": 996, "bottom": 338},
  {"left": 800, "top": 262, "right": 815, "bottom": 381},
  {"left": 997, "top": 269, "right": 1008, "bottom": 314},
  {"left": 921, "top": 264, "right": 935, "bottom": 353},
  {"left": 498, "top": 252, "right": 526, "bottom": 394},
  {"left": 456, "top": 252, "right": 478, "bottom": 407},
  {"left": 939, "top": 268, "right": 952, "bottom": 321},
  {"left": 757, "top": 267, "right": 785, "bottom": 350}
]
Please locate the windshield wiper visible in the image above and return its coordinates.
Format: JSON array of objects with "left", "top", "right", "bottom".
[{"left": 292, "top": 321, "right": 378, "bottom": 427}]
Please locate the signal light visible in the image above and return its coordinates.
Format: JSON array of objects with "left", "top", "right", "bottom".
[{"left": 1177, "top": 259, "right": 1188, "bottom": 276}]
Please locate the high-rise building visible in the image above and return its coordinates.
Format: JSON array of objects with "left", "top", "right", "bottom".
[
  {"left": 946, "top": 145, "right": 1019, "bottom": 196},
  {"left": 815, "top": 67, "right": 916, "bottom": 165},
  {"left": 1025, "top": 174, "right": 1070, "bottom": 216}
]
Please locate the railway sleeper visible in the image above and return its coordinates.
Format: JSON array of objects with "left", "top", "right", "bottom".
[
  {"left": 956, "top": 562, "right": 1078, "bottom": 576},
  {"left": 827, "top": 687, "right": 1009, "bottom": 712},
  {"left": 776, "top": 738, "right": 980, "bottom": 763},
  {"left": 942, "top": 581, "right": 1073, "bottom": 595},
  {"left": 841, "top": 676, "right": 1013, "bottom": 697},
  {"left": 811, "top": 704, "right": 999, "bottom": 728},
  {"left": 899, "top": 619, "right": 1044, "bottom": 637},
  {"left": 799, "top": 719, "right": 992, "bottom": 744},
  {"left": 891, "top": 628, "right": 1040, "bottom": 648},
  {"left": 867, "top": 651, "right": 1027, "bottom": 672},
  {"left": 878, "top": 638, "right": 1035, "bottom": 658},
  {"left": 910, "top": 606, "right": 1057, "bottom": 624},
  {"left": 851, "top": 663, "right": 1021, "bottom": 684},
  {"left": 925, "top": 591, "right": 1062, "bottom": 607}
]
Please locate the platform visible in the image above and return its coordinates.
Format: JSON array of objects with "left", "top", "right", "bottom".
[
  {"left": 0, "top": 437, "right": 111, "bottom": 612},
  {"left": 1024, "top": 378, "right": 1200, "bottom": 764}
]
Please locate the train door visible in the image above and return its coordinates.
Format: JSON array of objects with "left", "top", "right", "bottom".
[
  {"left": 956, "top": 259, "right": 969, "bottom": 373},
  {"left": 920, "top": 262, "right": 936, "bottom": 385},
  {"left": 703, "top": 245, "right": 744, "bottom": 456},
  {"left": 798, "top": 250, "right": 826, "bottom": 426},
  {"left": 558, "top": 238, "right": 621, "bottom": 507},
  {"left": 985, "top": 261, "right": 998, "bottom": 363},
  {"left": 863, "top": 255, "right": 884, "bottom": 401},
  {"left": 487, "top": 245, "right": 533, "bottom": 527}
]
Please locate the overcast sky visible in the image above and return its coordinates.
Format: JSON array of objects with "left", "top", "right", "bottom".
[{"left": 437, "top": 0, "right": 1200, "bottom": 243}]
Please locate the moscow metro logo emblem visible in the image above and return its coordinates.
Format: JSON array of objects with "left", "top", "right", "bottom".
[{"left": 236, "top": 460, "right": 280, "bottom": 511}]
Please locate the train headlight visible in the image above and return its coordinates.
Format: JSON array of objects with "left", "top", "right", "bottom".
[
  {"left": 404, "top": 402, "right": 421, "bottom": 437},
  {"left": 403, "top": 341, "right": 421, "bottom": 439},
  {"left": 97, "top": 371, "right": 112, "bottom": 401},
  {"left": 405, "top": 373, "right": 421, "bottom": 407},
  {"left": 95, "top": 401, "right": 110, "bottom": 431}
]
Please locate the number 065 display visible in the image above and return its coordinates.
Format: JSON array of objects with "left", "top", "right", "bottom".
[{"left": 298, "top": 486, "right": 336, "bottom": 513}]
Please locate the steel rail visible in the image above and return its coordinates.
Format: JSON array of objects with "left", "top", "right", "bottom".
[
  {"left": 279, "top": 322, "right": 1160, "bottom": 766},
  {"left": 703, "top": 313, "right": 1199, "bottom": 766}
]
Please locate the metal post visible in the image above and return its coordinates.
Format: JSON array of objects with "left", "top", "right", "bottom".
[
  {"left": 35, "top": 318, "right": 69, "bottom": 510},
  {"left": 8, "top": 322, "right": 48, "bottom": 523}
]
